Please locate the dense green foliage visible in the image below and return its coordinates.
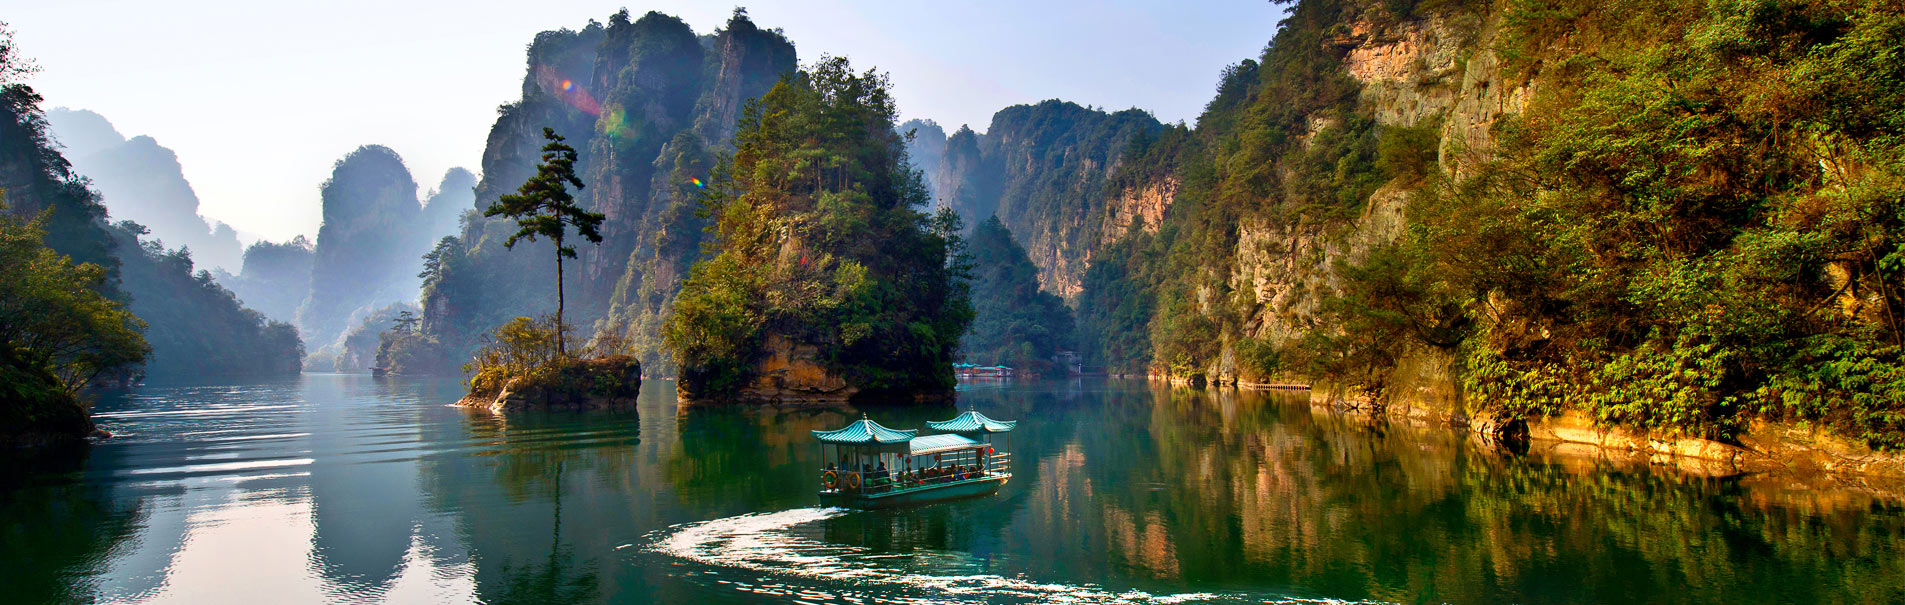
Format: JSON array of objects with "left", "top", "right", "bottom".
[
  {"left": 1391, "top": 0, "right": 1905, "bottom": 446},
  {"left": 0, "top": 209, "right": 146, "bottom": 393},
  {"left": 1079, "top": 0, "right": 1387, "bottom": 380},
  {"left": 109, "top": 222, "right": 304, "bottom": 378},
  {"left": 0, "top": 202, "right": 138, "bottom": 442},
  {"left": 1074, "top": 0, "right": 1905, "bottom": 448},
  {"left": 961, "top": 216, "right": 1074, "bottom": 375},
  {"left": 664, "top": 57, "right": 972, "bottom": 398}
]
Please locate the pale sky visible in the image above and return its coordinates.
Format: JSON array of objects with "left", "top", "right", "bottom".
[{"left": 10, "top": 1, "right": 1284, "bottom": 243}]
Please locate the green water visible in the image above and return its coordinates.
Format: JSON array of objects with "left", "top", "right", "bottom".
[{"left": 2, "top": 375, "right": 1901, "bottom": 603}]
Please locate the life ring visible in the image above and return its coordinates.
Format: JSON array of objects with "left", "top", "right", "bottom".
[
  {"left": 845, "top": 472, "right": 862, "bottom": 491},
  {"left": 822, "top": 470, "right": 839, "bottom": 489}
]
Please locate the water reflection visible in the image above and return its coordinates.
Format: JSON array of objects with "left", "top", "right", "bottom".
[{"left": 0, "top": 376, "right": 1900, "bottom": 604}]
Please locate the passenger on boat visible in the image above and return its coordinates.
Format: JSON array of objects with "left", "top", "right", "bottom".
[{"left": 875, "top": 461, "right": 889, "bottom": 492}]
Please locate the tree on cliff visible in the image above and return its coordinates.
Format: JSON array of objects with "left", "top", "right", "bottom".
[
  {"left": 483, "top": 127, "right": 605, "bottom": 356},
  {"left": 1, "top": 201, "right": 149, "bottom": 444},
  {"left": 664, "top": 56, "right": 973, "bottom": 399}
]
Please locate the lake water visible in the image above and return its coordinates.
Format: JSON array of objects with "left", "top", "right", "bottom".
[{"left": 3, "top": 375, "right": 1902, "bottom": 604}]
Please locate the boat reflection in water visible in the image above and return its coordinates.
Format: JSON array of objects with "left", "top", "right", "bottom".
[{"left": 813, "top": 411, "right": 1016, "bottom": 508}]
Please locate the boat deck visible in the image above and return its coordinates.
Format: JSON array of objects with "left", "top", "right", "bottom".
[{"left": 819, "top": 473, "right": 1011, "bottom": 509}]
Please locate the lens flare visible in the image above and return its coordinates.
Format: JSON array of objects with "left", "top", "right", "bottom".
[
  {"left": 532, "top": 65, "right": 601, "bottom": 115},
  {"left": 689, "top": 177, "right": 705, "bottom": 189}
]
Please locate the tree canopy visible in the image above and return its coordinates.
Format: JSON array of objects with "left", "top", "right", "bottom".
[
  {"left": 483, "top": 127, "right": 605, "bottom": 356},
  {"left": 962, "top": 216, "right": 1074, "bottom": 375},
  {"left": 0, "top": 207, "right": 147, "bottom": 395},
  {"left": 665, "top": 56, "right": 972, "bottom": 398}
]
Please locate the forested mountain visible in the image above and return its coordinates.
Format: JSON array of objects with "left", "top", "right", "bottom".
[
  {"left": 409, "top": 9, "right": 797, "bottom": 375},
  {"left": 903, "top": 100, "right": 1162, "bottom": 297},
  {"left": 297, "top": 145, "right": 428, "bottom": 368},
  {"left": 896, "top": 118, "right": 946, "bottom": 200},
  {"left": 45, "top": 108, "right": 243, "bottom": 273},
  {"left": 223, "top": 236, "right": 314, "bottom": 324},
  {"left": 420, "top": 167, "right": 475, "bottom": 242},
  {"left": 961, "top": 216, "right": 1074, "bottom": 376},
  {"left": 665, "top": 57, "right": 970, "bottom": 402},
  {"left": 108, "top": 223, "right": 303, "bottom": 377},
  {"left": 1, "top": 65, "right": 301, "bottom": 392},
  {"left": 1049, "top": 0, "right": 1905, "bottom": 448}
]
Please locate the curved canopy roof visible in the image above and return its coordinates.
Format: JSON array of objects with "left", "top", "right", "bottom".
[
  {"left": 909, "top": 433, "right": 985, "bottom": 456},
  {"left": 812, "top": 418, "right": 916, "bottom": 445},
  {"left": 926, "top": 410, "right": 1017, "bottom": 434}
]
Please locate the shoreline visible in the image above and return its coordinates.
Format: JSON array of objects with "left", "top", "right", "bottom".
[{"left": 1132, "top": 374, "right": 1905, "bottom": 496}]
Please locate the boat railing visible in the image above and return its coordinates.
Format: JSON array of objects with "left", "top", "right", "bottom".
[{"left": 818, "top": 460, "right": 1011, "bottom": 495}]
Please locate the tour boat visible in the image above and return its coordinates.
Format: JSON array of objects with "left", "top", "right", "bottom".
[{"left": 812, "top": 411, "right": 1016, "bottom": 509}]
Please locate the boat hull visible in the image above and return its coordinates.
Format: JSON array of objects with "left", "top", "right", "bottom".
[{"left": 818, "top": 474, "right": 1009, "bottom": 509}]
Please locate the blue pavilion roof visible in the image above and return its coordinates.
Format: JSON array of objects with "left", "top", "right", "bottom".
[
  {"left": 926, "top": 410, "right": 1017, "bottom": 434},
  {"left": 812, "top": 418, "right": 917, "bottom": 445}
]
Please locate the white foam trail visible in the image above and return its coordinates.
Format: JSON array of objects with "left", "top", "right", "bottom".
[{"left": 651, "top": 508, "right": 1374, "bottom": 605}]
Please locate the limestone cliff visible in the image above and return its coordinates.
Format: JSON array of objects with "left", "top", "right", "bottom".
[
  {"left": 418, "top": 10, "right": 795, "bottom": 376},
  {"left": 905, "top": 101, "right": 1162, "bottom": 297},
  {"left": 677, "top": 334, "right": 859, "bottom": 405},
  {"left": 299, "top": 145, "right": 424, "bottom": 362}
]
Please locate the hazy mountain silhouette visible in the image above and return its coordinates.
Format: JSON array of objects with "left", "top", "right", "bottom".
[{"left": 45, "top": 108, "right": 244, "bottom": 273}]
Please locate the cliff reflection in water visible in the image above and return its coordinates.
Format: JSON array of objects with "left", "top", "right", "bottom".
[
  {"left": 0, "top": 376, "right": 1900, "bottom": 604},
  {"left": 940, "top": 382, "right": 1905, "bottom": 603}
]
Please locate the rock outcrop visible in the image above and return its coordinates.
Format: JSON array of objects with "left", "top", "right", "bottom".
[
  {"left": 677, "top": 334, "right": 859, "bottom": 405},
  {"left": 456, "top": 356, "right": 642, "bottom": 412},
  {"left": 417, "top": 10, "right": 797, "bottom": 377},
  {"left": 300, "top": 145, "right": 424, "bottom": 354},
  {"left": 903, "top": 101, "right": 1162, "bottom": 298}
]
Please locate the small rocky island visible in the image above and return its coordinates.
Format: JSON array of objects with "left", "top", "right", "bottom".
[
  {"left": 452, "top": 127, "right": 640, "bottom": 412},
  {"left": 456, "top": 354, "right": 641, "bottom": 413}
]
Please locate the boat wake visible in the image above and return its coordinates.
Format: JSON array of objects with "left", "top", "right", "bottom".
[{"left": 648, "top": 507, "right": 1369, "bottom": 605}]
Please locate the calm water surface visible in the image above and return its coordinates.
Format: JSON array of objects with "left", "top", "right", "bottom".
[{"left": 3, "top": 375, "right": 1902, "bottom": 603}]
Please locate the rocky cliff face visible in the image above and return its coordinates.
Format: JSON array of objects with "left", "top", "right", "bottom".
[
  {"left": 904, "top": 101, "right": 1161, "bottom": 297},
  {"left": 680, "top": 334, "right": 860, "bottom": 405},
  {"left": 419, "top": 10, "right": 796, "bottom": 375},
  {"left": 419, "top": 168, "right": 474, "bottom": 241},
  {"left": 1221, "top": 8, "right": 1502, "bottom": 403},
  {"left": 300, "top": 145, "right": 425, "bottom": 360},
  {"left": 898, "top": 119, "right": 947, "bottom": 201}
]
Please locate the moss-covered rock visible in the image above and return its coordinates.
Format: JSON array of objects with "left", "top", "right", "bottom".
[{"left": 457, "top": 355, "right": 641, "bottom": 412}]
